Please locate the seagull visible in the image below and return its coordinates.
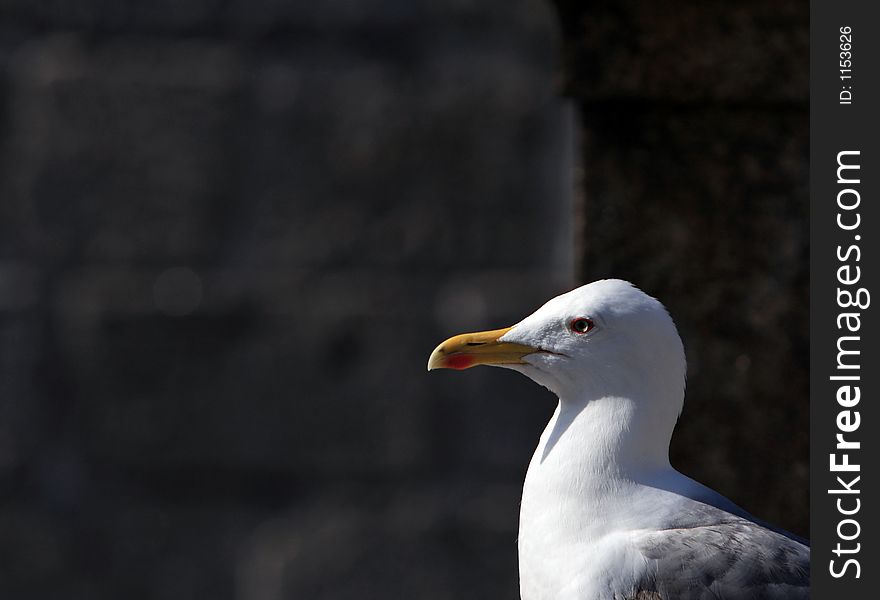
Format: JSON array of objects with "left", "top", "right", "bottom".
[{"left": 427, "top": 279, "right": 809, "bottom": 600}]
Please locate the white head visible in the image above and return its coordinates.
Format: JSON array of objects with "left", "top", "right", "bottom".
[{"left": 428, "top": 280, "right": 687, "bottom": 468}]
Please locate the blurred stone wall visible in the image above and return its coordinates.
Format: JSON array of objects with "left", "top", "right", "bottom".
[
  {"left": 0, "top": 2, "right": 573, "bottom": 598},
  {"left": 553, "top": 0, "right": 809, "bottom": 536}
]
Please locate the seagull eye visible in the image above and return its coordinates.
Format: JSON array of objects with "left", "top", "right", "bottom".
[{"left": 570, "top": 317, "right": 594, "bottom": 334}]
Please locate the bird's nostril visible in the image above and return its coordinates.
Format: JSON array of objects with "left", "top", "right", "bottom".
[{"left": 466, "top": 341, "right": 485, "bottom": 346}]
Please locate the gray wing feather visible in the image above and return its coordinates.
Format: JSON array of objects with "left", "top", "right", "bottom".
[{"left": 633, "top": 502, "right": 809, "bottom": 600}]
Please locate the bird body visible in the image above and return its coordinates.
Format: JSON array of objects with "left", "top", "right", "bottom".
[
  {"left": 428, "top": 280, "right": 809, "bottom": 599},
  {"left": 519, "top": 399, "right": 808, "bottom": 599}
]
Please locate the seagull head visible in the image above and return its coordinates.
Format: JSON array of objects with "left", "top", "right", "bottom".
[{"left": 428, "top": 279, "right": 686, "bottom": 416}]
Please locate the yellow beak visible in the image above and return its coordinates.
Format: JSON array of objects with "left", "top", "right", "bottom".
[{"left": 427, "top": 326, "right": 539, "bottom": 371}]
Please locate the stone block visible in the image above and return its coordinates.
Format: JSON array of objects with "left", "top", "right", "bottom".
[
  {"left": 555, "top": 0, "right": 808, "bottom": 103},
  {"left": 2, "top": 36, "right": 243, "bottom": 262},
  {"left": 0, "top": 0, "right": 224, "bottom": 32}
]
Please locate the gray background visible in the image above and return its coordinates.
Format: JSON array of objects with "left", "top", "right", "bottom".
[{"left": 0, "top": 1, "right": 807, "bottom": 598}]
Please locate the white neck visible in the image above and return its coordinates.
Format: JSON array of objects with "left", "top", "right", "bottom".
[
  {"left": 537, "top": 369, "right": 680, "bottom": 467},
  {"left": 521, "top": 386, "right": 680, "bottom": 533},
  {"left": 517, "top": 390, "right": 681, "bottom": 599}
]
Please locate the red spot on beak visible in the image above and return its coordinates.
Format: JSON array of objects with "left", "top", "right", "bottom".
[{"left": 445, "top": 354, "right": 474, "bottom": 370}]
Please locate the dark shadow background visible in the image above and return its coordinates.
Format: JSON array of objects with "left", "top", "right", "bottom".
[{"left": 0, "top": 1, "right": 807, "bottom": 598}]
